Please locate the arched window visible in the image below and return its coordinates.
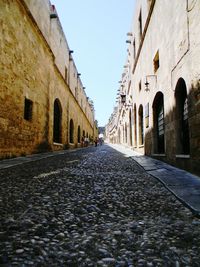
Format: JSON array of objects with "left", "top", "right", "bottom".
[
  {"left": 69, "top": 119, "right": 74, "bottom": 143},
  {"left": 134, "top": 104, "right": 137, "bottom": 146},
  {"left": 175, "top": 78, "right": 190, "bottom": 154},
  {"left": 153, "top": 92, "right": 165, "bottom": 153},
  {"left": 138, "top": 105, "right": 144, "bottom": 145},
  {"left": 53, "top": 99, "right": 62, "bottom": 143},
  {"left": 77, "top": 126, "right": 81, "bottom": 143}
]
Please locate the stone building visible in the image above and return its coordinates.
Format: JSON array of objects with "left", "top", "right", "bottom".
[
  {"left": 106, "top": 0, "right": 200, "bottom": 175},
  {"left": 0, "top": 0, "right": 98, "bottom": 158}
]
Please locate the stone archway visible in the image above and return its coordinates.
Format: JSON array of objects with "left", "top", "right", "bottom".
[
  {"left": 77, "top": 125, "right": 81, "bottom": 143},
  {"left": 175, "top": 78, "right": 190, "bottom": 155},
  {"left": 69, "top": 119, "right": 74, "bottom": 143},
  {"left": 129, "top": 109, "right": 133, "bottom": 146},
  {"left": 152, "top": 92, "right": 165, "bottom": 153},
  {"left": 53, "top": 98, "right": 62, "bottom": 143},
  {"left": 138, "top": 105, "right": 144, "bottom": 145}
]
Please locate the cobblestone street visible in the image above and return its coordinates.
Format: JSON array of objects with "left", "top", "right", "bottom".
[{"left": 0, "top": 145, "right": 200, "bottom": 267}]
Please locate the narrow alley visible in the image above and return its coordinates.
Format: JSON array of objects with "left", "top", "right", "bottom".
[{"left": 0, "top": 145, "right": 200, "bottom": 266}]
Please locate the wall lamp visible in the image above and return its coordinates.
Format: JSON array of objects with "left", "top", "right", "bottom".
[
  {"left": 126, "top": 40, "right": 131, "bottom": 44},
  {"left": 120, "top": 94, "right": 132, "bottom": 108},
  {"left": 144, "top": 75, "right": 157, "bottom": 92}
]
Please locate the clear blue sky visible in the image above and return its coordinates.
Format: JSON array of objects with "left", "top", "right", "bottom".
[{"left": 52, "top": 1, "right": 135, "bottom": 126}]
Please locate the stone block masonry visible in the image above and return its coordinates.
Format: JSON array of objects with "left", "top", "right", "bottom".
[{"left": 0, "top": 0, "right": 97, "bottom": 158}]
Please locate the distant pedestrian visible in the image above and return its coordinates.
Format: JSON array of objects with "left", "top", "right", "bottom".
[{"left": 84, "top": 137, "right": 89, "bottom": 147}]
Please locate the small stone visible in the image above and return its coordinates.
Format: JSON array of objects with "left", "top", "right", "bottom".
[
  {"left": 102, "top": 257, "right": 116, "bottom": 264},
  {"left": 113, "top": 230, "right": 122, "bottom": 236},
  {"left": 16, "top": 249, "right": 24, "bottom": 254},
  {"left": 56, "top": 233, "right": 65, "bottom": 239}
]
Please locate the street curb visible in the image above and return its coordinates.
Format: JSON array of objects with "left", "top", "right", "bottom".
[{"left": 131, "top": 156, "right": 200, "bottom": 218}]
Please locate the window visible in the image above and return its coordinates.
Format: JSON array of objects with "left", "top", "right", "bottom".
[
  {"left": 133, "top": 38, "right": 136, "bottom": 59},
  {"left": 139, "top": 80, "right": 142, "bottom": 91},
  {"left": 65, "top": 67, "right": 68, "bottom": 84},
  {"left": 138, "top": 10, "right": 142, "bottom": 41},
  {"left": 24, "top": 98, "right": 33, "bottom": 121},
  {"left": 153, "top": 50, "right": 160, "bottom": 72},
  {"left": 145, "top": 103, "right": 149, "bottom": 128}
]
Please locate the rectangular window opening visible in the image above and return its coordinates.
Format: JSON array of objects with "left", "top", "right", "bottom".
[
  {"left": 138, "top": 10, "right": 142, "bottom": 41},
  {"left": 24, "top": 98, "right": 33, "bottom": 121},
  {"left": 139, "top": 80, "right": 142, "bottom": 91},
  {"left": 153, "top": 50, "right": 160, "bottom": 72},
  {"left": 133, "top": 38, "right": 136, "bottom": 59},
  {"left": 65, "top": 67, "right": 68, "bottom": 84}
]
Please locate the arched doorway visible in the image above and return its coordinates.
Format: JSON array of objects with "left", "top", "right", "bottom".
[
  {"left": 134, "top": 104, "right": 137, "bottom": 146},
  {"left": 77, "top": 125, "right": 81, "bottom": 143},
  {"left": 69, "top": 119, "right": 74, "bottom": 143},
  {"left": 153, "top": 92, "right": 165, "bottom": 153},
  {"left": 175, "top": 78, "right": 190, "bottom": 154},
  {"left": 138, "top": 105, "right": 144, "bottom": 145},
  {"left": 129, "top": 109, "right": 133, "bottom": 146},
  {"left": 53, "top": 99, "right": 62, "bottom": 143}
]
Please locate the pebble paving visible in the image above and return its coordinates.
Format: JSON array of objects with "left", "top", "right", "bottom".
[{"left": 0, "top": 145, "right": 200, "bottom": 266}]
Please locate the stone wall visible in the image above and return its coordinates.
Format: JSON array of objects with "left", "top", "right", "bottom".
[
  {"left": 0, "top": 0, "right": 96, "bottom": 158},
  {"left": 108, "top": 0, "right": 200, "bottom": 175}
]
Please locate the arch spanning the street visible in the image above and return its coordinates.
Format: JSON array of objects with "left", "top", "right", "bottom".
[
  {"left": 175, "top": 78, "right": 190, "bottom": 154},
  {"left": 153, "top": 92, "right": 165, "bottom": 153},
  {"left": 77, "top": 125, "right": 81, "bottom": 143},
  {"left": 53, "top": 98, "right": 62, "bottom": 143},
  {"left": 69, "top": 119, "right": 74, "bottom": 143},
  {"left": 138, "top": 105, "right": 144, "bottom": 145}
]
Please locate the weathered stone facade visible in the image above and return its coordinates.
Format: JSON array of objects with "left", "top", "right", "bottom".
[
  {"left": 106, "top": 0, "right": 200, "bottom": 175},
  {"left": 0, "top": 0, "right": 97, "bottom": 158}
]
